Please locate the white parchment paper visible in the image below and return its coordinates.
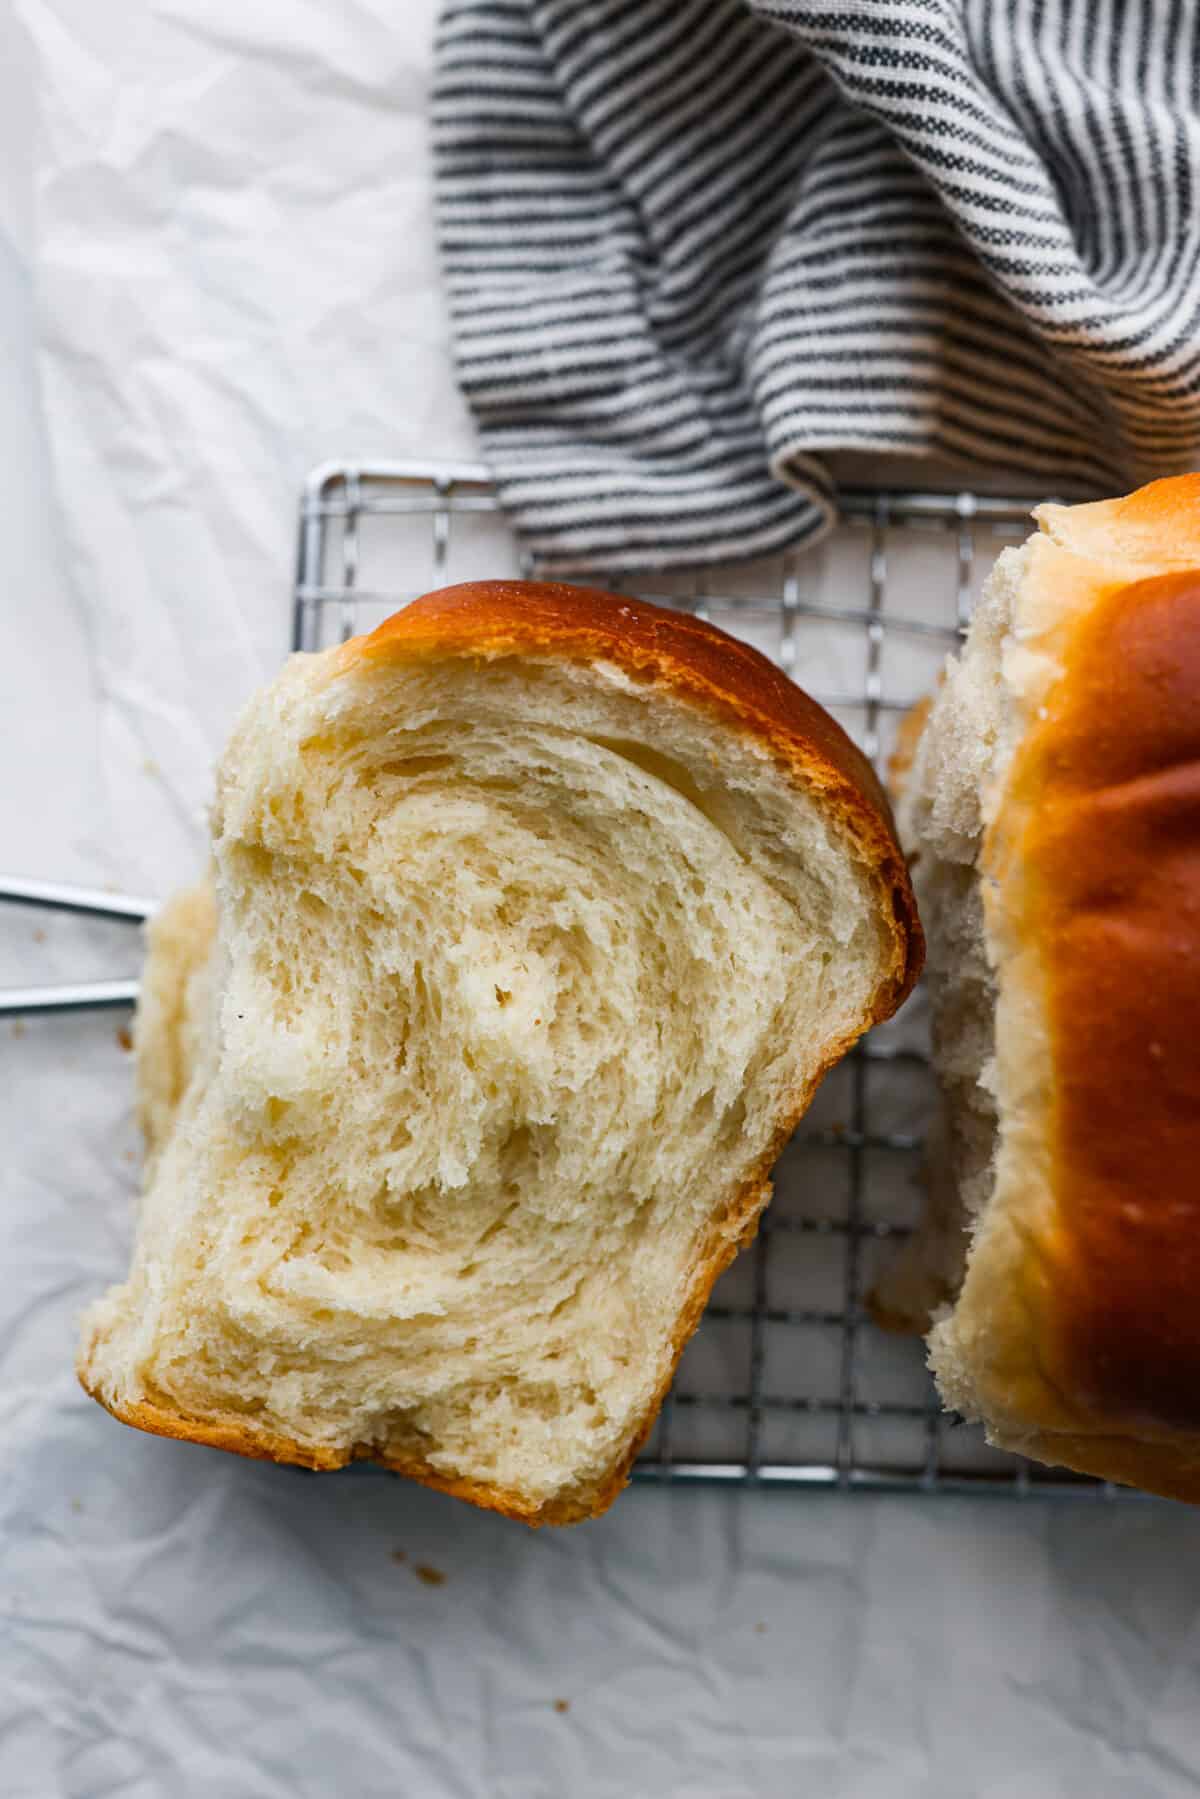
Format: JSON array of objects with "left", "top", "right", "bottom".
[{"left": 4, "top": 4, "right": 1200, "bottom": 1794}]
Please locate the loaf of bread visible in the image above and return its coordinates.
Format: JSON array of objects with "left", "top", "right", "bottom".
[
  {"left": 79, "top": 580, "right": 921, "bottom": 1522},
  {"left": 873, "top": 476, "right": 1200, "bottom": 1501}
]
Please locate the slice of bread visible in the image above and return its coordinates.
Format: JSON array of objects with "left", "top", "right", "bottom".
[
  {"left": 79, "top": 580, "right": 921, "bottom": 1523},
  {"left": 872, "top": 476, "right": 1200, "bottom": 1502}
]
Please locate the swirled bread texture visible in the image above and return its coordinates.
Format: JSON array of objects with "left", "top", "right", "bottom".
[{"left": 80, "top": 580, "right": 920, "bottom": 1522}]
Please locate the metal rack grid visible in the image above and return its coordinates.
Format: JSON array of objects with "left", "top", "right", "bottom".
[{"left": 294, "top": 460, "right": 1122, "bottom": 1500}]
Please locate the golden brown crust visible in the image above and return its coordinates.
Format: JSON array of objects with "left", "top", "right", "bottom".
[
  {"left": 1013, "top": 1430, "right": 1200, "bottom": 1504},
  {"left": 78, "top": 1382, "right": 567, "bottom": 1522},
  {"left": 81, "top": 1380, "right": 637, "bottom": 1522},
  {"left": 351, "top": 579, "right": 892, "bottom": 812},
  {"left": 1036, "top": 473, "right": 1200, "bottom": 571},
  {"left": 991, "top": 567, "right": 1200, "bottom": 1496},
  {"left": 88, "top": 580, "right": 922, "bottom": 1523},
  {"left": 920, "top": 479, "right": 1200, "bottom": 1504}
]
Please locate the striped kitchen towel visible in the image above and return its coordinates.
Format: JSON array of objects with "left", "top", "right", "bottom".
[{"left": 433, "top": 1, "right": 1200, "bottom": 574}]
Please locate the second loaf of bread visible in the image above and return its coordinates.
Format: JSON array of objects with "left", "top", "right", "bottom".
[{"left": 875, "top": 476, "right": 1200, "bottom": 1503}]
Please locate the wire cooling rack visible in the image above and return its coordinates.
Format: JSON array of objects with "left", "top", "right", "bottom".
[{"left": 295, "top": 460, "right": 1123, "bottom": 1500}]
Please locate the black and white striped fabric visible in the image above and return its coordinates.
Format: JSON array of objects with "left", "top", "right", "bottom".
[{"left": 433, "top": 1, "right": 1200, "bottom": 574}]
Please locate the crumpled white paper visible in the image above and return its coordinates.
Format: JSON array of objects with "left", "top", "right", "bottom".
[{"left": 5, "top": 3, "right": 1200, "bottom": 1794}]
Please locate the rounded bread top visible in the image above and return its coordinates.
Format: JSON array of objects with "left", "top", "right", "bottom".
[{"left": 341, "top": 578, "right": 924, "bottom": 1008}]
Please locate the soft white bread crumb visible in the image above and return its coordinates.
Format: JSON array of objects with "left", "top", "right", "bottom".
[
  {"left": 134, "top": 881, "right": 217, "bottom": 1175},
  {"left": 870, "top": 547, "right": 1026, "bottom": 1331},
  {"left": 80, "top": 587, "right": 918, "bottom": 1522}
]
